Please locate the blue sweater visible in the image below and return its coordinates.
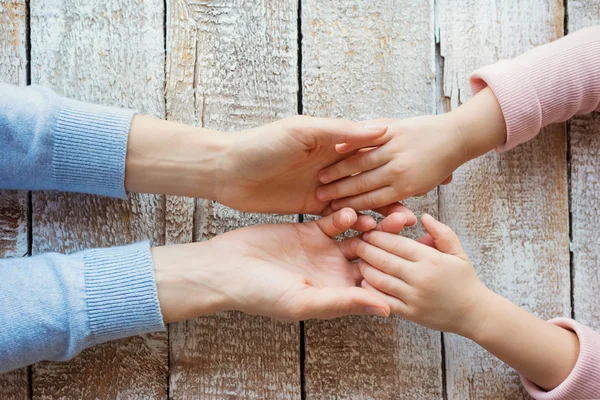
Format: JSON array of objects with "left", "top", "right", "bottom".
[{"left": 0, "top": 84, "right": 165, "bottom": 373}]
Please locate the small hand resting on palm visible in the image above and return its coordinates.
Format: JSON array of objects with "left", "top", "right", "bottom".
[{"left": 153, "top": 206, "right": 410, "bottom": 323}]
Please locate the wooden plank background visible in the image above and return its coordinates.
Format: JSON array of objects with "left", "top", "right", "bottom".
[{"left": 0, "top": 0, "right": 598, "bottom": 399}]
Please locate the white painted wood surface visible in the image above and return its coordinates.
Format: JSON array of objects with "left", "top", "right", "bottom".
[
  {"left": 301, "top": 1, "right": 443, "bottom": 398},
  {"left": 437, "top": 0, "right": 570, "bottom": 398},
  {"left": 0, "top": 0, "right": 28, "bottom": 259},
  {"left": 0, "top": 0, "right": 597, "bottom": 399},
  {"left": 165, "top": 1, "right": 301, "bottom": 399},
  {"left": 28, "top": 0, "right": 168, "bottom": 398},
  {"left": 0, "top": 2, "right": 29, "bottom": 398},
  {"left": 569, "top": 2, "right": 600, "bottom": 333}
]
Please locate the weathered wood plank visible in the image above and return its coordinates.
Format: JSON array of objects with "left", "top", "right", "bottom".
[
  {"left": 437, "top": 1, "right": 570, "bottom": 398},
  {"left": 165, "top": 1, "right": 301, "bottom": 399},
  {"left": 29, "top": 0, "right": 168, "bottom": 398},
  {"left": 302, "top": 2, "right": 443, "bottom": 398},
  {"left": 0, "top": 1, "right": 29, "bottom": 399},
  {"left": 569, "top": 2, "right": 600, "bottom": 334}
]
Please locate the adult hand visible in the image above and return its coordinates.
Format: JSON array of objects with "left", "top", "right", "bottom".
[
  {"left": 218, "top": 115, "right": 414, "bottom": 219},
  {"left": 153, "top": 208, "right": 410, "bottom": 323},
  {"left": 126, "top": 114, "right": 416, "bottom": 226}
]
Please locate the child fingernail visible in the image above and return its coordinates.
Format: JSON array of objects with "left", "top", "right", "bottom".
[
  {"left": 365, "top": 307, "right": 389, "bottom": 317},
  {"left": 363, "top": 232, "right": 371, "bottom": 241},
  {"left": 319, "top": 171, "right": 329, "bottom": 183},
  {"left": 316, "top": 188, "right": 328, "bottom": 201}
]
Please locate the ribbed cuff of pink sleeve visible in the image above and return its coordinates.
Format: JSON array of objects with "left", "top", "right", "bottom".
[
  {"left": 520, "top": 318, "right": 600, "bottom": 400},
  {"left": 470, "top": 27, "right": 600, "bottom": 153},
  {"left": 470, "top": 59, "right": 542, "bottom": 152}
]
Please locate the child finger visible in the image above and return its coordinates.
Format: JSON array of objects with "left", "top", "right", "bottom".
[
  {"left": 362, "top": 230, "right": 435, "bottom": 262},
  {"left": 417, "top": 233, "right": 436, "bottom": 248},
  {"left": 316, "top": 170, "right": 389, "bottom": 202},
  {"left": 358, "top": 260, "right": 412, "bottom": 299},
  {"left": 354, "top": 239, "right": 413, "bottom": 280},
  {"left": 331, "top": 186, "right": 398, "bottom": 212},
  {"left": 319, "top": 147, "right": 388, "bottom": 184},
  {"left": 360, "top": 279, "right": 409, "bottom": 316}
]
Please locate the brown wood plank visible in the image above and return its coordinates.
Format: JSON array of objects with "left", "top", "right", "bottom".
[
  {"left": 29, "top": 0, "right": 168, "bottom": 398},
  {"left": 437, "top": 1, "right": 570, "bottom": 398},
  {"left": 165, "top": 1, "right": 301, "bottom": 399},
  {"left": 0, "top": 1, "right": 29, "bottom": 398},
  {"left": 302, "top": 2, "right": 444, "bottom": 398},
  {"left": 569, "top": 2, "right": 600, "bottom": 335}
]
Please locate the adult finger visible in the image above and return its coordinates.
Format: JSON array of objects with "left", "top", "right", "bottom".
[
  {"left": 373, "top": 203, "right": 417, "bottom": 226},
  {"left": 331, "top": 186, "right": 399, "bottom": 212},
  {"left": 374, "top": 212, "right": 407, "bottom": 234},
  {"left": 361, "top": 279, "right": 409, "bottom": 316},
  {"left": 288, "top": 116, "right": 389, "bottom": 148},
  {"left": 334, "top": 119, "right": 398, "bottom": 154},
  {"left": 316, "top": 169, "right": 389, "bottom": 202},
  {"left": 299, "top": 286, "right": 391, "bottom": 319},
  {"left": 441, "top": 174, "right": 453, "bottom": 185},
  {"left": 352, "top": 214, "right": 377, "bottom": 232},
  {"left": 314, "top": 207, "right": 357, "bottom": 238},
  {"left": 318, "top": 147, "right": 389, "bottom": 184},
  {"left": 361, "top": 230, "right": 435, "bottom": 262}
]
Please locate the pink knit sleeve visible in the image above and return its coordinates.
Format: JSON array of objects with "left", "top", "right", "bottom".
[
  {"left": 469, "top": 26, "right": 600, "bottom": 152},
  {"left": 520, "top": 318, "right": 600, "bottom": 399}
]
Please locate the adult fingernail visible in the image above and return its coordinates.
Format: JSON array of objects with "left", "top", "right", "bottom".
[
  {"left": 365, "top": 307, "right": 389, "bottom": 317},
  {"left": 316, "top": 188, "right": 328, "bottom": 201},
  {"left": 319, "top": 171, "right": 329, "bottom": 183},
  {"left": 363, "top": 123, "right": 387, "bottom": 133},
  {"left": 363, "top": 231, "right": 371, "bottom": 241}
]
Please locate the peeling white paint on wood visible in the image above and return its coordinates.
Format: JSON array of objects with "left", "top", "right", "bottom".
[
  {"left": 0, "top": 1, "right": 30, "bottom": 398},
  {"left": 28, "top": 0, "right": 168, "bottom": 398},
  {"left": 1, "top": 1, "right": 596, "bottom": 398},
  {"left": 165, "top": 1, "right": 301, "bottom": 399},
  {"left": 437, "top": 1, "right": 570, "bottom": 398},
  {"left": 0, "top": 0, "right": 28, "bottom": 259},
  {"left": 569, "top": 3, "right": 600, "bottom": 333},
  {"left": 302, "top": 1, "right": 444, "bottom": 398}
]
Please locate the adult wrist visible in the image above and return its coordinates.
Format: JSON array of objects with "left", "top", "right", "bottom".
[
  {"left": 125, "top": 115, "right": 232, "bottom": 200},
  {"left": 152, "top": 241, "right": 232, "bottom": 324}
]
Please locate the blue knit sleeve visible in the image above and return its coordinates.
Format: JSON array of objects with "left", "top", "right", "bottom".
[
  {"left": 0, "top": 242, "right": 165, "bottom": 373},
  {"left": 0, "top": 83, "right": 135, "bottom": 198},
  {"left": 0, "top": 84, "right": 165, "bottom": 373}
]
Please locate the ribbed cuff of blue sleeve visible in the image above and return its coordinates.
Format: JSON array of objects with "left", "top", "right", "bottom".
[
  {"left": 83, "top": 242, "right": 165, "bottom": 345},
  {"left": 52, "top": 98, "right": 136, "bottom": 199}
]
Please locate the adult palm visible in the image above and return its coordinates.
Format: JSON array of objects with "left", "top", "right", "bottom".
[{"left": 209, "top": 208, "right": 408, "bottom": 320}]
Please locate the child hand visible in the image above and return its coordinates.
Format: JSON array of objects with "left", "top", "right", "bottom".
[
  {"left": 353, "top": 214, "right": 492, "bottom": 336},
  {"left": 316, "top": 88, "right": 507, "bottom": 212},
  {"left": 315, "top": 114, "right": 466, "bottom": 211}
]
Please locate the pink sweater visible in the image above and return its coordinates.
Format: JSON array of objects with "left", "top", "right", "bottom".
[{"left": 470, "top": 26, "right": 600, "bottom": 399}]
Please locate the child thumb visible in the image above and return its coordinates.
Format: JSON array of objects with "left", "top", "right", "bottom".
[{"left": 421, "top": 214, "right": 468, "bottom": 260}]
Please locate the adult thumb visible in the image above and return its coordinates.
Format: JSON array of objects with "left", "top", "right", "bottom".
[{"left": 302, "top": 287, "right": 390, "bottom": 319}]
